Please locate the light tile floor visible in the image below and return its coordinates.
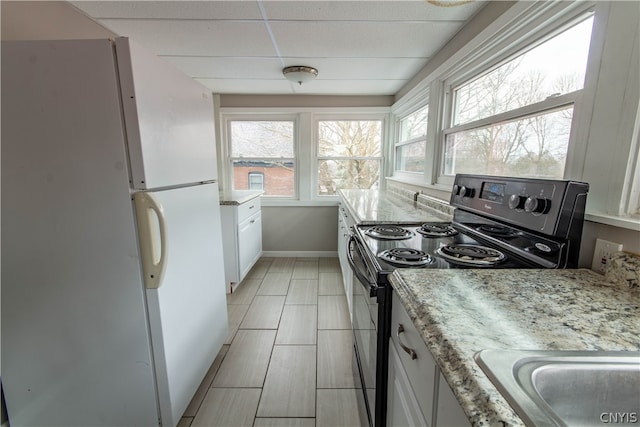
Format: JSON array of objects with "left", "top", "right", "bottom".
[{"left": 179, "top": 257, "right": 363, "bottom": 427}]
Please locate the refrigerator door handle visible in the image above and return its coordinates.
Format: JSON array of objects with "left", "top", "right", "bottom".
[{"left": 134, "top": 192, "right": 168, "bottom": 289}]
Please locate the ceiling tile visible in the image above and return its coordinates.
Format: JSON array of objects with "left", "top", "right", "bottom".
[
  {"left": 98, "top": 19, "right": 276, "bottom": 56},
  {"left": 163, "top": 56, "right": 284, "bottom": 79},
  {"left": 69, "top": 0, "right": 490, "bottom": 95},
  {"left": 281, "top": 57, "right": 429, "bottom": 80},
  {"left": 71, "top": 1, "right": 264, "bottom": 20},
  {"left": 196, "top": 78, "right": 295, "bottom": 94},
  {"left": 261, "top": 0, "right": 484, "bottom": 22},
  {"left": 270, "top": 21, "right": 462, "bottom": 57},
  {"left": 289, "top": 79, "right": 405, "bottom": 95}
]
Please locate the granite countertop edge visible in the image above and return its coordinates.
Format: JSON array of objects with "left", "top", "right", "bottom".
[
  {"left": 219, "top": 190, "right": 263, "bottom": 205},
  {"left": 391, "top": 273, "right": 522, "bottom": 426},
  {"left": 389, "top": 268, "right": 640, "bottom": 427},
  {"left": 338, "top": 189, "right": 453, "bottom": 225}
]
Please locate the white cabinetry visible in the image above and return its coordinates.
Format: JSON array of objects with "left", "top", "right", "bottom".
[
  {"left": 221, "top": 196, "right": 262, "bottom": 293},
  {"left": 338, "top": 203, "right": 355, "bottom": 318},
  {"left": 388, "top": 291, "right": 471, "bottom": 427},
  {"left": 389, "top": 293, "right": 438, "bottom": 426},
  {"left": 435, "top": 372, "right": 471, "bottom": 427},
  {"left": 388, "top": 344, "right": 430, "bottom": 426}
]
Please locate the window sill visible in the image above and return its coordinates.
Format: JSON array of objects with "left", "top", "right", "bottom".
[{"left": 585, "top": 212, "right": 640, "bottom": 231}]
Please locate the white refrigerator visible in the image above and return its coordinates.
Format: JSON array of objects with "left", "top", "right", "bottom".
[{"left": 2, "top": 38, "right": 228, "bottom": 426}]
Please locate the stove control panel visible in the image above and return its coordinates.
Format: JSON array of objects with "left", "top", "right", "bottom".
[{"left": 450, "top": 174, "right": 588, "bottom": 237}]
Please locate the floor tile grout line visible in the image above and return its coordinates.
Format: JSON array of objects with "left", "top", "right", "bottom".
[{"left": 189, "top": 257, "right": 351, "bottom": 426}]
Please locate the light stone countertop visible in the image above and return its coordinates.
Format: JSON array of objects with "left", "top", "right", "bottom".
[
  {"left": 338, "top": 189, "right": 452, "bottom": 224},
  {"left": 389, "top": 268, "right": 640, "bottom": 427},
  {"left": 219, "top": 190, "right": 263, "bottom": 206}
]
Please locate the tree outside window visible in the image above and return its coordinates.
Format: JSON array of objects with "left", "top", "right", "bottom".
[
  {"left": 317, "top": 120, "right": 382, "bottom": 196},
  {"left": 443, "top": 16, "right": 594, "bottom": 179}
]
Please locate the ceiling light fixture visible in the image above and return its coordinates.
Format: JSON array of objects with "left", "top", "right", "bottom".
[{"left": 282, "top": 66, "right": 318, "bottom": 85}]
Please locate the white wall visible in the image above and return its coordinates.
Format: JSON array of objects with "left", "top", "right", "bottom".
[{"left": 262, "top": 207, "right": 338, "bottom": 255}]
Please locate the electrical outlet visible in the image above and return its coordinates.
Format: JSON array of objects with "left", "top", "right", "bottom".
[{"left": 591, "top": 238, "right": 623, "bottom": 274}]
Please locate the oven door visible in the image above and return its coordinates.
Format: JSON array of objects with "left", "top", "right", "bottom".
[{"left": 347, "top": 234, "right": 385, "bottom": 427}]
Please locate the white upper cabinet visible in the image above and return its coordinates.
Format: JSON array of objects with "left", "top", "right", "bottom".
[{"left": 115, "top": 37, "right": 217, "bottom": 189}]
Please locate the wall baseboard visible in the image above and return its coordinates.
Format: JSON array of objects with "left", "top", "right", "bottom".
[{"left": 262, "top": 251, "right": 338, "bottom": 258}]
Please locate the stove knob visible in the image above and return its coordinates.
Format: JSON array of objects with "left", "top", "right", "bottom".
[
  {"left": 508, "top": 194, "right": 526, "bottom": 210},
  {"left": 459, "top": 186, "right": 475, "bottom": 198},
  {"left": 524, "top": 196, "right": 549, "bottom": 213},
  {"left": 452, "top": 184, "right": 460, "bottom": 196}
]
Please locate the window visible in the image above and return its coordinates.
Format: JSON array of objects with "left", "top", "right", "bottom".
[
  {"left": 248, "top": 172, "right": 264, "bottom": 191},
  {"left": 316, "top": 119, "right": 383, "bottom": 196},
  {"left": 441, "top": 15, "right": 594, "bottom": 179},
  {"left": 395, "top": 105, "right": 428, "bottom": 173},
  {"left": 228, "top": 120, "right": 295, "bottom": 197}
]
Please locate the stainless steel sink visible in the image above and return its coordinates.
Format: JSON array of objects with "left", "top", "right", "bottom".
[{"left": 475, "top": 349, "right": 640, "bottom": 426}]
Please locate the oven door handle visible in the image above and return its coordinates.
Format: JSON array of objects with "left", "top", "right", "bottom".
[{"left": 347, "top": 235, "right": 377, "bottom": 292}]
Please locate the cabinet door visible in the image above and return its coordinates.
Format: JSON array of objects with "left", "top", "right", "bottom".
[
  {"left": 435, "top": 373, "right": 471, "bottom": 427},
  {"left": 388, "top": 344, "right": 430, "bottom": 427},
  {"left": 238, "top": 211, "right": 262, "bottom": 279}
]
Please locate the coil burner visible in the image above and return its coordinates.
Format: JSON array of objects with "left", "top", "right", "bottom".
[
  {"left": 365, "top": 225, "right": 414, "bottom": 240},
  {"left": 378, "top": 248, "right": 435, "bottom": 267},
  {"left": 435, "top": 244, "right": 506, "bottom": 267},
  {"left": 417, "top": 223, "right": 458, "bottom": 238}
]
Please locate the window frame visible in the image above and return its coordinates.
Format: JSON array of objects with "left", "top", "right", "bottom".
[
  {"left": 394, "top": 104, "right": 429, "bottom": 175},
  {"left": 220, "top": 107, "right": 390, "bottom": 206},
  {"left": 248, "top": 171, "right": 265, "bottom": 191},
  {"left": 436, "top": 8, "right": 596, "bottom": 186},
  {"left": 222, "top": 113, "right": 299, "bottom": 200},
  {"left": 391, "top": 86, "right": 430, "bottom": 184}
]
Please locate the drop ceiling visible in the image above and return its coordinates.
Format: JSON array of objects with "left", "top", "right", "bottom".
[{"left": 70, "top": 1, "right": 486, "bottom": 96}]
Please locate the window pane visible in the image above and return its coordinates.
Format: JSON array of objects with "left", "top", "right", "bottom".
[
  {"left": 453, "top": 17, "right": 593, "bottom": 126},
  {"left": 248, "top": 172, "right": 264, "bottom": 191},
  {"left": 318, "top": 120, "right": 381, "bottom": 157},
  {"left": 400, "top": 106, "right": 428, "bottom": 141},
  {"left": 444, "top": 107, "right": 573, "bottom": 178},
  {"left": 318, "top": 159, "right": 380, "bottom": 195},
  {"left": 233, "top": 160, "right": 295, "bottom": 197},
  {"left": 396, "top": 142, "right": 426, "bottom": 172},
  {"left": 230, "top": 121, "right": 294, "bottom": 157}
]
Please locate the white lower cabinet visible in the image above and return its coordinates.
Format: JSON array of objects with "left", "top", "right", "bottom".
[
  {"left": 237, "top": 211, "right": 262, "bottom": 278},
  {"left": 337, "top": 203, "right": 355, "bottom": 319},
  {"left": 390, "top": 292, "right": 437, "bottom": 426},
  {"left": 435, "top": 372, "right": 471, "bottom": 427},
  {"left": 388, "top": 291, "right": 471, "bottom": 427},
  {"left": 388, "top": 344, "right": 430, "bottom": 426},
  {"left": 221, "top": 197, "right": 262, "bottom": 293}
]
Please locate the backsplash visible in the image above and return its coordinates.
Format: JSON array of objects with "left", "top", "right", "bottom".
[
  {"left": 605, "top": 252, "right": 640, "bottom": 290},
  {"left": 386, "top": 182, "right": 418, "bottom": 203},
  {"left": 416, "top": 193, "right": 455, "bottom": 217}
]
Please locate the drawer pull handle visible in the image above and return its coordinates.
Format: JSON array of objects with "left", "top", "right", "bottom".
[
  {"left": 397, "top": 324, "right": 417, "bottom": 360},
  {"left": 249, "top": 205, "right": 255, "bottom": 209},
  {"left": 250, "top": 219, "right": 256, "bottom": 224}
]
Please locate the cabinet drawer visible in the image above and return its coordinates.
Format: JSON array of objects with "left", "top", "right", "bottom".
[
  {"left": 391, "top": 294, "right": 437, "bottom": 425},
  {"left": 237, "top": 197, "right": 261, "bottom": 223}
]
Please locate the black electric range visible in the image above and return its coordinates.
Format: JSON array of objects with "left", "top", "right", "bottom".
[{"left": 347, "top": 174, "right": 589, "bottom": 427}]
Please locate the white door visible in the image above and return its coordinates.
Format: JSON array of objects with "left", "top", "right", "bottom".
[
  {"left": 116, "top": 37, "right": 218, "bottom": 189},
  {"left": 138, "top": 182, "right": 228, "bottom": 427}
]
